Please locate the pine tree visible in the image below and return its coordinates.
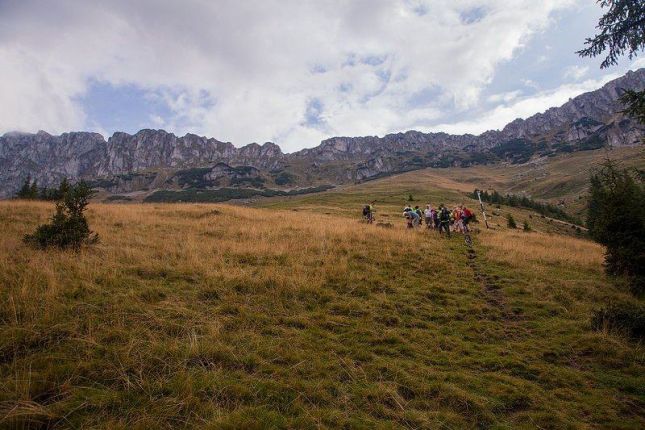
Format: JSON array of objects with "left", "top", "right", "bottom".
[
  {"left": 507, "top": 214, "right": 517, "bottom": 229},
  {"left": 579, "top": 0, "right": 645, "bottom": 125},
  {"left": 29, "top": 180, "right": 39, "bottom": 199},
  {"left": 16, "top": 177, "right": 33, "bottom": 199},
  {"left": 58, "top": 178, "right": 70, "bottom": 197},
  {"left": 619, "top": 89, "right": 645, "bottom": 125},
  {"left": 587, "top": 160, "right": 644, "bottom": 294}
]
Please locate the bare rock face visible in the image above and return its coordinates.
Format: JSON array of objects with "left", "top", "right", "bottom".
[
  {"left": 233, "top": 142, "right": 284, "bottom": 169},
  {"left": 499, "top": 70, "right": 645, "bottom": 142},
  {"left": 101, "top": 130, "right": 264, "bottom": 174},
  {"left": 0, "top": 69, "right": 643, "bottom": 197},
  {"left": 0, "top": 130, "right": 107, "bottom": 196},
  {"left": 0, "top": 129, "right": 286, "bottom": 197}
]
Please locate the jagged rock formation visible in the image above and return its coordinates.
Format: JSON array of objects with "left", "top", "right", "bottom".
[
  {"left": 1, "top": 69, "right": 643, "bottom": 198},
  {"left": 0, "top": 129, "right": 285, "bottom": 197}
]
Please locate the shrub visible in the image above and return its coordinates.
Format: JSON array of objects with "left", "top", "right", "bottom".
[
  {"left": 523, "top": 220, "right": 531, "bottom": 232},
  {"left": 24, "top": 181, "right": 99, "bottom": 250},
  {"left": 273, "top": 171, "right": 296, "bottom": 186},
  {"left": 587, "top": 161, "right": 644, "bottom": 294},
  {"left": 591, "top": 300, "right": 645, "bottom": 341},
  {"left": 507, "top": 214, "right": 517, "bottom": 229},
  {"left": 104, "top": 195, "right": 133, "bottom": 202}
]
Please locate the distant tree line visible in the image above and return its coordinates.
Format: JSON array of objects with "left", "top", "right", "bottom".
[
  {"left": 471, "top": 189, "right": 582, "bottom": 225},
  {"left": 16, "top": 176, "right": 72, "bottom": 201},
  {"left": 143, "top": 185, "right": 335, "bottom": 203}
]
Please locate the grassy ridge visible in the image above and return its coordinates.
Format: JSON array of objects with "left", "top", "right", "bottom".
[
  {"left": 256, "top": 166, "right": 586, "bottom": 236},
  {"left": 0, "top": 201, "right": 643, "bottom": 428},
  {"left": 264, "top": 146, "right": 642, "bottom": 220}
]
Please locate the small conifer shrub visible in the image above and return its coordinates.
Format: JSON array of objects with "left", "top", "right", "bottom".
[
  {"left": 507, "top": 214, "right": 517, "bottom": 229},
  {"left": 24, "top": 181, "right": 99, "bottom": 250}
]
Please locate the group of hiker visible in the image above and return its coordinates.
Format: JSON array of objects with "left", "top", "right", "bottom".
[{"left": 362, "top": 202, "right": 474, "bottom": 237}]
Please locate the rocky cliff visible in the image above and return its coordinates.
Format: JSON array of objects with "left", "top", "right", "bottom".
[
  {"left": 0, "top": 129, "right": 286, "bottom": 197},
  {"left": 1, "top": 69, "right": 643, "bottom": 198}
]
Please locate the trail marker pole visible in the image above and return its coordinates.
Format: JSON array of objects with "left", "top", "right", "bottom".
[{"left": 477, "top": 190, "right": 490, "bottom": 229}]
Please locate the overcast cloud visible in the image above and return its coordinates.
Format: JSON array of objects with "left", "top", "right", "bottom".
[{"left": 0, "top": 0, "right": 641, "bottom": 152}]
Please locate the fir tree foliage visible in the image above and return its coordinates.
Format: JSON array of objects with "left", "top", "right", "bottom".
[
  {"left": 619, "top": 89, "right": 645, "bottom": 125},
  {"left": 507, "top": 214, "right": 517, "bottom": 229},
  {"left": 587, "top": 160, "right": 644, "bottom": 294},
  {"left": 579, "top": 0, "right": 645, "bottom": 125},
  {"left": 577, "top": 0, "right": 645, "bottom": 69}
]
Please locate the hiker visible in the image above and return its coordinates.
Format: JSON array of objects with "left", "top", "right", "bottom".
[
  {"left": 403, "top": 207, "right": 420, "bottom": 229},
  {"left": 438, "top": 204, "right": 451, "bottom": 237},
  {"left": 453, "top": 207, "right": 463, "bottom": 233},
  {"left": 424, "top": 205, "right": 433, "bottom": 229},
  {"left": 403, "top": 207, "right": 413, "bottom": 229},
  {"left": 461, "top": 205, "right": 473, "bottom": 232},
  {"left": 433, "top": 207, "right": 440, "bottom": 229},
  {"left": 362, "top": 202, "right": 375, "bottom": 224},
  {"left": 414, "top": 206, "right": 423, "bottom": 226}
]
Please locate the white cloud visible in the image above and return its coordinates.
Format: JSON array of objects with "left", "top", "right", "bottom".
[
  {"left": 631, "top": 57, "right": 645, "bottom": 69},
  {"left": 427, "top": 74, "right": 620, "bottom": 135},
  {"left": 563, "top": 65, "right": 589, "bottom": 80},
  {"left": 521, "top": 79, "right": 540, "bottom": 90},
  {"left": 0, "top": 47, "right": 87, "bottom": 133},
  {"left": 487, "top": 90, "right": 523, "bottom": 104},
  {"left": 0, "top": 0, "right": 582, "bottom": 151}
]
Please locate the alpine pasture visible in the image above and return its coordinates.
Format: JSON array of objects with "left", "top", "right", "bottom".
[{"left": 0, "top": 197, "right": 643, "bottom": 429}]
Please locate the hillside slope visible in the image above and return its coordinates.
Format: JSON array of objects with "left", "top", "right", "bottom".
[
  {"left": 257, "top": 146, "right": 644, "bottom": 222},
  {"left": 1, "top": 201, "right": 643, "bottom": 428}
]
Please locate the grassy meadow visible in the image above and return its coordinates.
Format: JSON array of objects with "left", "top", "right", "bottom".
[
  {"left": 257, "top": 159, "right": 587, "bottom": 237},
  {"left": 1, "top": 199, "right": 643, "bottom": 429},
  {"left": 259, "top": 146, "right": 644, "bottom": 220}
]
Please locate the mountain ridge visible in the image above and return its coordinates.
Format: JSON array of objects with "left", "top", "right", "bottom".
[{"left": 1, "top": 69, "right": 643, "bottom": 198}]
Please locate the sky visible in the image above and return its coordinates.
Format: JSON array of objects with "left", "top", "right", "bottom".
[{"left": 0, "top": 0, "right": 643, "bottom": 153}]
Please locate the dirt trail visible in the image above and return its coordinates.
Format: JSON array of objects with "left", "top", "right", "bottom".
[{"left": 464, "top": 233, "right": 522, "bottom": 327}]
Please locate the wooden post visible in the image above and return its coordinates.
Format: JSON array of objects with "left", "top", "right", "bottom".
[{"left": 477, "top": 190, "right": 490, "bottom": 229}]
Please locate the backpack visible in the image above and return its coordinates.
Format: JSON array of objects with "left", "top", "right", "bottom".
[
  {"left": 440, "top": 208, "right": 450, "bottom": 221},
  {"left": 463, "top": 208, "right": 472, "bottom": 218},
  {"left": 363, "top": 205, "right": 369, "bottom": 216}
]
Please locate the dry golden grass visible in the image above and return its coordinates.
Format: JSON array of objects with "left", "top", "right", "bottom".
[
  {"left": 311, "top": 146, "right": 645, "bottom": 218},
  {"left": 1, "top": 200, "right": 643, "bottom": 429},
  {"left": 479, "top": 229, "right": 605, "bottom": 269}
]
